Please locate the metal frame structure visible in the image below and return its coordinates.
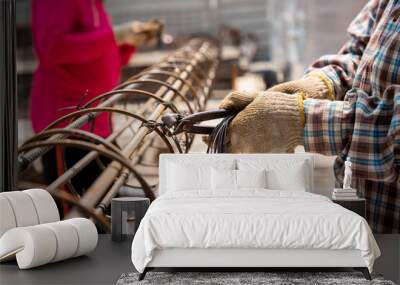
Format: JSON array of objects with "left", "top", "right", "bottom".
[{"left": 17, "top": 39, "right": 219, "bottom": 231}]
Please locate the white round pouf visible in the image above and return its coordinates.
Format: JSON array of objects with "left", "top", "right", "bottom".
[
  {"left": 1, "top": 192, "right": 39, "bottom": 227},
  {"left": 0, "top": 189, "right": 98, "bottom": 269},
  {"left": 0, "top": 226, "right": 57, "bottom": 269},
  {"left": 24, "top": 189, "right": 60, "bottom": 224},
  {"left": 65, "top": 218, "right": 98, "bottom": 257},
  {"left": 0, "top": 196, "right": 17, "bottom": 237},
  {"left": 42, "top": 221, "right": 79, "bottom": 262},
  {"left": 0, "top": 219, "right": 98, "bottom": 269}
]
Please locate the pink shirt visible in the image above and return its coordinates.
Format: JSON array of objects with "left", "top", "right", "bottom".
[{"left": 30, "top": 0, "right": 136, "bottom": 137}]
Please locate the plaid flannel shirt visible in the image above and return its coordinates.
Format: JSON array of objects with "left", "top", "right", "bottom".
[{"left": 304, "top": 0, "right": 400, "bottom": 233}]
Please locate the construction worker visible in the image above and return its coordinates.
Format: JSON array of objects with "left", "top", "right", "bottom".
[
  {"left": 30, "top": 0, "right": 162, "bottom": 196},
  {"left": 219, "top": 0, "right": 400, "bottom": 233}
]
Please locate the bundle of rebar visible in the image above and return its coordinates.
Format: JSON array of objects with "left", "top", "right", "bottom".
[{"left": 17, "top": 39, "right": 219, "bottom": 231}]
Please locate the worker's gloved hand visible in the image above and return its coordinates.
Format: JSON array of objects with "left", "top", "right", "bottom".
[
  {"left": 268, "top": 72, "right": 334, "bottom": 100},
  {"left": 226, "top": 91, "right": 305, "bottom": 153},
  {"left": 218, "top": 90, "right": 258, "bottom": 112},
  {"left": 114, "top": 19, "right": 163, "bottom": 47}
]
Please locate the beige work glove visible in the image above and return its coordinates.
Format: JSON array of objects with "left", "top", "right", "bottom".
[
  {"left": 268, "top": 72, "right": 335, "bottom": 100},
  {"left": 226, "top": 91, "right": 305, "bottom": 153},
  {"left": 218, "top": 90, "right": 258, "bottom": 112},
  {"left": 114, "top": 19, "right": 163, "bottom": 47}
]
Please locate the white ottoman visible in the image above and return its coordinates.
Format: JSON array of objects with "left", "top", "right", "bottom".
[{"left": 0, "top": 218, "right": 98, "bottom": 269}]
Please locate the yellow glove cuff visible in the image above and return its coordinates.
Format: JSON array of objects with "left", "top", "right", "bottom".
[{"left": 307, "top": 71, "right": 335, "bottom": 101}]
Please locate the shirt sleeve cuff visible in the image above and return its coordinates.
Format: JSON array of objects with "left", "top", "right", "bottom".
[
  {"left": 306, "top": 63, "right": 347, "bottom": 100},
  {"left": 303, "top": 99, "right": 345, "bottom": 155}
]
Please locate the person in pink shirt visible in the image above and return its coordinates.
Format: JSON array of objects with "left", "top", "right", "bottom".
[{"left": 30, "top": 0, "right": 162, "bottom": 199}]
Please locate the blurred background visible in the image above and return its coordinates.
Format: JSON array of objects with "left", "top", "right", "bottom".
[{"left": 16, "top": 0, "right": 366, "bottom": 145}]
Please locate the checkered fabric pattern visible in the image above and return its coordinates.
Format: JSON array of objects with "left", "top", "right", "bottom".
[{"left": 304, "top": 0, "right": 400, "bottom": 233}]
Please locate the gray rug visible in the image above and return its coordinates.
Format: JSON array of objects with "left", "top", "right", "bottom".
[{"left": 116, "top": 272, "right": 396, "bottom": 285}]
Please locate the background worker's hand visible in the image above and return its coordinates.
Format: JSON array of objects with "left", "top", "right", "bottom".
[
  {"left": 218, "top": 90, "right": 258, "bottom": 112},
  {"left": 226, "top": 91, "right": 305, "bottom": 153},
  {"left": 268, "top": 72, "right": 334, "bottom": 100},
  {"left": 114, "top": 19, "right": 163, "bottom": 47}
]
